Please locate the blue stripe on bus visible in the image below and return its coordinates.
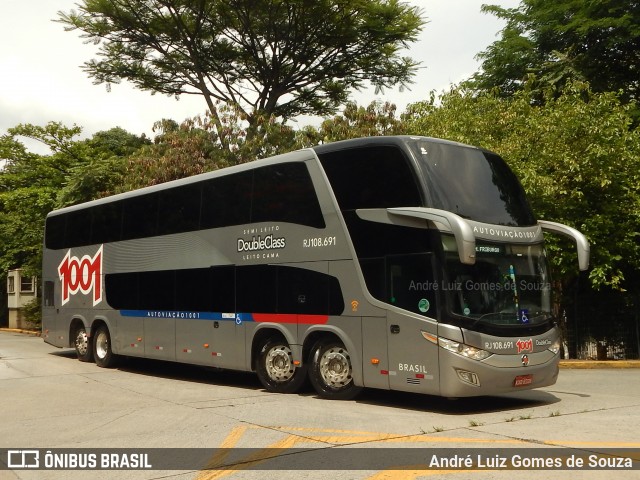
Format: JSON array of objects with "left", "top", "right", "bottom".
[
  {"left": 120, "top": 310, "right": 246, "bottom": 323},
  {"left": 119, "top": 311, "right": 329, "bottom": 325}
]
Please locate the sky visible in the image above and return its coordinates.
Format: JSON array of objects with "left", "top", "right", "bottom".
[{"left": 1, "top": 0, "right": 521, "bottom": 150}]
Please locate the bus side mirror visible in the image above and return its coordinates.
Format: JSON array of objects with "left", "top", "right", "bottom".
[{"left": 538, "top": 220, "right": 590, "bottom": 271}]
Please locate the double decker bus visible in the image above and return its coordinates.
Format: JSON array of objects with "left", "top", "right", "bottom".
[{"left": 42, "top": 136, "right": 589, "bottom": 399}]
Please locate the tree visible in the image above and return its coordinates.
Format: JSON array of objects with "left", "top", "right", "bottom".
[
  {"left": 121, "top": 116, "right": 229, "bottom": 190},
  {"left": 58, "top": 127, "right": 151, "bottom": 205},
  {"left": 312, "top": 101, "right": 406, "bottom": 143},
  {"left": 469, "top": 1, "right": 640, "bottom": 104},
  {"left": 59, "top": 0, "right": 424, "bottom": 147}
]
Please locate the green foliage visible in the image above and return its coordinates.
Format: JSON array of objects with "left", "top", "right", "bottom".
[
  {"left": 469, "top": 4, "right": 539, "bottom": 98},
  {"left": 6, "top": 122, "right": 84, "bottom": 160},
  {"left": 21, "top": 297, "right": 42, "bottom": 328},
  {"left": 216, "top": 105, "right": 300, "bottom": 163},
  {"left": 58, "top": 127, "right": 151, "bottom": 205},
  {"left": 404, "top": 82, "right": 640, "bottom": 292},
  {"left": 59, "top": 0, "right": 424, "bottom": 145},
  {"left": 312, "top": 101, "right": 406, "bottom": 143},
  {"left": 471, "top": 0, "right": 640, "bottom": 106},
  {"left": 121, "top": 117, "right": 228, "bottom": 190},
  {"left": 0, "top": 185, "right": 58, "bottom": 276}
]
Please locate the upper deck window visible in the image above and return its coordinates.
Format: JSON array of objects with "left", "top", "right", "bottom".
[
  {"left": 318, "top": 145, "right": 423, "bottom": 211},
  {"left": 45, "top": 161, "right": 324, "bottom": 250}
]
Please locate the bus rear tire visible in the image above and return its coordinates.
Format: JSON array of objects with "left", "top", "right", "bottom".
[
  {"left": 256, "top": 337, "right": 307, "bottom": 394},
  {"left": 73, "top": 325, "right": 93, "bottom": 363},
  {"left": 93, "top": 324, "right": 118, "bottom": 368},
  {"left": 309, "top": 340, "right": 362, "bottom": 400}
]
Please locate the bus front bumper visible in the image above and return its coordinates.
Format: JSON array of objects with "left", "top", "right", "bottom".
[{"left": 438, "top": 350, "right": 560, "bottom": 398}]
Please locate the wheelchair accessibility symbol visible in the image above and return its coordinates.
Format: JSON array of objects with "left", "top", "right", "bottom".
[{"left": 235, "top": 314, "right": 242, "bottom": 325}]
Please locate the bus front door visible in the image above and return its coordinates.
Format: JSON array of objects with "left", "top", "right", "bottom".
[{"left": 385, "top": 253, "right": 440, "bottom": 395}]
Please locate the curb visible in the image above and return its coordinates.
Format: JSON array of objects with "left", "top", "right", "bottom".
[
  {"left": 559, "top": 360, "right": 640, "bottom": 369},
  {"left": 0, "top": 328, "right": 42, "bottom": 336}
]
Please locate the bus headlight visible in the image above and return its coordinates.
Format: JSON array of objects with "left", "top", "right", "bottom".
[{"left": 438, "top": 337, "right": 492, "bottom": 361}]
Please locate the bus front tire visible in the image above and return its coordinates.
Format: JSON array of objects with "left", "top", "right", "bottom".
[
  {"left": 73, "top": 325, "right": 94, "bottom": 363},
  {"left": 256, "top": 337, "right": 307, "bottom": 394},
  {"left": 93, "top": 325, "right": 118, "bottom": 368},
  {"left": 309, "top": 341, "right": 362, "bottom": 400}
]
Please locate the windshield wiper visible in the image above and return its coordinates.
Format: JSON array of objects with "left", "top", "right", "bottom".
[{"left": 469, "top": 311, "right": 552, "bottom": 327}]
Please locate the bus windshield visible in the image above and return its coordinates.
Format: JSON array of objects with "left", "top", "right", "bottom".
[
  {"left": 408, "top": 139, "right": 536, "bottom": 227},
  {"left": 442, "top": 236, "right": 552, "bottom": 328}
]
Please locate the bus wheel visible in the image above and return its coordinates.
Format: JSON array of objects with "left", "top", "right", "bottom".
[
  {"left": 73, "top": 325, "right": 93, "bottom": 363},
  {"left": 309, "top": 341, "right": 362, "bottom": 400},
  {"left": 93, "top": 324, "right": 118, "bottom": 368},
  {"left": 256, "top": 337, "right": 307, "bottom": 394}
]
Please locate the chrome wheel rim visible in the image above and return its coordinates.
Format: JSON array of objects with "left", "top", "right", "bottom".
[
  {"left": 265, "top": 345, "right": 295, "bottom": 383},
  {"left": 318, "top": 346, "right": 352, "bottom": 388},
  {"left": 75, "top": 330, "right": 89, "bottom": 356},
  {"left": 95, "top": 331, "right": 109, "bottom": 360}
]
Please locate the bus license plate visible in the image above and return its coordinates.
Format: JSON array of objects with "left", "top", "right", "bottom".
[{"left": 514, "top": 374, "right": 533, "bottom": 387}]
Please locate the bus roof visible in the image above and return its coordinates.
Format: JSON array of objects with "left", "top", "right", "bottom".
[{"left": 312, "top": 135, "right": 475, "bottom": 155}]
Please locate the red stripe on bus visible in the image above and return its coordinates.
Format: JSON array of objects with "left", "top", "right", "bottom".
[
  {"left": 252, "top": 313, "right": 329, "bottom": 324},
  {"left": 298, "top": 314, "right": 329, "bottom": 324}
]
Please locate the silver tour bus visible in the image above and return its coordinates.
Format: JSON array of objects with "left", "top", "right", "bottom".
[{"left": 42, "top": 136, "right": 589, "bottom": 399}]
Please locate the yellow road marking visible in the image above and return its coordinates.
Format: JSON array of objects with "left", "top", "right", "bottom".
[
  {"left": 544, "top": 440, "right": 640, "bottom": 447},
  {"left": 236, "top": 426, "right": 530, "bottom": 445},
  {"left": 196, "top": 425, "right": 248, "bottom": 477},
  {"left": 302, "top": 434, "right": 528, "bottom": 445},
  {"left": 367, "top": 468, "right": 475, "bottom": 480},
  {"left": 270, "top": 426, "right": 389, "bottom": 435},
  {"left": 196, "top": 430, "right": 303, "bottom": 480}
]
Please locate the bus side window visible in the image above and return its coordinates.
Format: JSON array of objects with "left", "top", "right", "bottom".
[
  {"left": 45, "top": 215, "right": 66, "bottom": 250},
  {"left": 65, "top": 210, "right": 92, "bottom": 248},
  {"left": 91, "top": 201, "right": 123, "bottom": 244},
  {"left": 138, "top": 270, "right": 175, "bottom": 311},
  {"left": 252, "top": 164, "right": 325, "bottom": 228},
  {"left": 175, "top": 268, "right": 211, "bottom": 311},
  {"left": 158, "top": 183, "right": 202, "bottom": 236},
  {"left": 277, "top": 266, "right": 333, "bottom": 315},
  {"left": 105, "top": 272, "right": 139, "bottom": 310},
  {"left": 236, "top": 266, "right": 277, "bottom": 314},
  {"left": 200, "top": 171, "right": 252, "bottom": 229},
  {"left": 234, "top": 265, "right": 344, "bottom": 316},
  {"left": 122, "top": 193, "right": 159, "bottom": 241}
]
